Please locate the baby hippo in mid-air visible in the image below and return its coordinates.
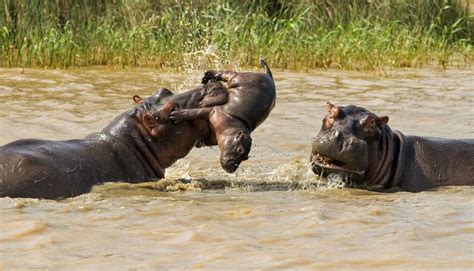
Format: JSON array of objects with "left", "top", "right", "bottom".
[
  {"left": 170, "top": 59, "right": 276, "bottom": 172},
  {"left": 310, "top": 103, "right": 474, "bottom": 192}
]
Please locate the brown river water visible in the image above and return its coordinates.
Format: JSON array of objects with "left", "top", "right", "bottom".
[{"left": 0, "top": 67, "right": 473, "bottom": 270}]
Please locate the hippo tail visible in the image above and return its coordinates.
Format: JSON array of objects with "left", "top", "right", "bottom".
[{"left": 260, "top": 58, "right": 273, "bottom": 80}]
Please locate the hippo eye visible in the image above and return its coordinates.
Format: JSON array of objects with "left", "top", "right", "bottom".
[
  {"left": 368, "top": 118, "right": 375, "bottom": 126},
  {"left": 361, "top": 116, "right": 380, "bottom": 138},
  {"left": 237, "top": 146, "right": 245, "bottom": 155},
  {"left": 361, "top": 116, "right": 376, "bottom": 127}
]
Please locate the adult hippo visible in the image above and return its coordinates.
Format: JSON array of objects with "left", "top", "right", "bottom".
[
  {"left": 170, "top": 59, "right": 276, "bottom": 172},
  {"left": 0, "top": 89, "right": 212, "bottom": 199},
  {"left": 310, "top": 103, "right": 474, "bottom": 192}
]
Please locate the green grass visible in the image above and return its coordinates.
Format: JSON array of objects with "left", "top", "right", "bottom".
[{"left": 0, "top": 0, "right": 472, "bottom": 70}]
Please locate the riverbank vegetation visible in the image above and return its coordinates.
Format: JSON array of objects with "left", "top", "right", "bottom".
[{"left": 0, "top": 0, "right": 472, "bottom": 70}]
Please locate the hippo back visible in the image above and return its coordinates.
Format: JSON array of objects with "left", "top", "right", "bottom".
[
  {"left": 223, "top": 72, "right": 276, "bottom": 131},
  {"left": 163, "top": 81, "right": 226, "bottom": 109}
]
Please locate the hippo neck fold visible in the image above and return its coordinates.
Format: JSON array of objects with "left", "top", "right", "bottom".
[
  {"left": 385, "top": 130, "right": 407, "bottom": 189},
  {"left": 100, "top": 111, "right": 165, "bottom": 179},
  {"left": 364, "top": 125, "right": 395, "bottom": 187}
]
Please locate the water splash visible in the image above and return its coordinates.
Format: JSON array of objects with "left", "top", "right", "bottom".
[
  {"left": 182, "top": 45, "right": 226, "bottom": 71},
  {"left": 324, "top": 173, "right": 349, "bottom": 189},
  {"left": 161, "top": 43, "right": 242, "bottom": 95},
  {"left": 136, "top": 158, "right": 354, "bottom": 192}
]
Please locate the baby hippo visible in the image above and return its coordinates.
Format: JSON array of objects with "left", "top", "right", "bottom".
[{"left": 170, "top": 59, "right": 276, "bottom": 172}]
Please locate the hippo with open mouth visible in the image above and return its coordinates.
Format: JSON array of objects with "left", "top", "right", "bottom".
[
  {"left": 311, "top": 103, "right": 474, "bottom": 192},
  {"left": 0, "top": 88, "right": 212, "bottom": 199}
]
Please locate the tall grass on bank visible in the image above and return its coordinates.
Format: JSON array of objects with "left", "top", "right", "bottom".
[{"left": 0, "top": 0, "right": 472, "bottom": 69}]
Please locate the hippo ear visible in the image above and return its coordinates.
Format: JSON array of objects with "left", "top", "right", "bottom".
[
  {"left": 133, "top": 95, "right": 143, "bottom": 104},
  {"left": 141, "top": 112, "right": 158, "bottom": 129},
  {"left": 326, "top": 102, "right": 335, "bottom": 112},
  {"left": 377, "top": 116, "right": 389, "bottom": 125}
]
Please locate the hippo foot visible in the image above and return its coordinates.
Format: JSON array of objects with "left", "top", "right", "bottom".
[
  {"left": 170, "top": 108, "right": 201, "bottom": 123},
  {"left": 169, "top": 109, "right": 187, "bottom": 123},
  {"left": 201, "top": 71, "right": 220, "bottom": 84}
]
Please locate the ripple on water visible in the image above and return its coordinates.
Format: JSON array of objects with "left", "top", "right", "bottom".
[{"left": 0, "top": 221, "right": 48, "bottom": 240}]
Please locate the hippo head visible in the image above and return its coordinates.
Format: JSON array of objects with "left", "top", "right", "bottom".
[
  {"left": 133, "top": 88, "right": 176, "bottom": 137},
  {"left": 219, "top": 129, "right": 252, "bottom": 173},
  {"left": 311, "top": 103, "right": 390, "bottom": 182}
]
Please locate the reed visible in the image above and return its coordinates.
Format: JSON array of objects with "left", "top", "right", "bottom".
[{"left": 0, "top": 0, "right": 472, "bottom": 69}]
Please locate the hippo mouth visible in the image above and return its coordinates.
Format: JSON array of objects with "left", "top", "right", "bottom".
[
  {"left": 311, "top": 152, "right": 364, "bottom": 180},
  {"left": 221, "top": 158, "right": 241, "bottom": 173}
]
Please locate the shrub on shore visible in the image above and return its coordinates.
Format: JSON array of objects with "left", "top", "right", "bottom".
[{"left": 0, "top": 0, "right": 472, "bottom": 69}]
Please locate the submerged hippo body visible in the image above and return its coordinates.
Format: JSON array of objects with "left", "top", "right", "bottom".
[
  {"left": 0, "top": 90, "right": 211, "bottom": 199},
  {"left": 310, "top": 104, "right": 474, "bottom": 192},
  {"left": 170, "top": 59, "right": 276, "bottom": 172}
]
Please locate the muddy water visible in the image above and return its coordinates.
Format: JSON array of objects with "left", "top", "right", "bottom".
[{"left": 0, "top": 67, "right": 473, "bottom": 270}]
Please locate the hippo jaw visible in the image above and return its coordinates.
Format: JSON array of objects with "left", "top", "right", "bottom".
[
  {"left": 310, "top": 151, "right": 365, "bottom": 181},
  {"left": 311, "top": 131, "right": 369, "bottom": 181}
]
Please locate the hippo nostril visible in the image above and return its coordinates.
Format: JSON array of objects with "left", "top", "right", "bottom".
[{"left": 335, "top": 130, "right": 344, "bottom": 143}]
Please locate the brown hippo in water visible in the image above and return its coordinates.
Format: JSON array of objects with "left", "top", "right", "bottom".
[
  {"left": 310, "top": 103, "right": 474, "bottom": 192},
  {"left": 170, "top": 59, "right": 276, "bottom": 172},
  {"left": 0, "top": 88, "right": 214, "bottom": 199}
]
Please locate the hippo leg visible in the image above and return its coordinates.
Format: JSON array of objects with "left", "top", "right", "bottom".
[
  {"left": 169, "top": 107, "right": 212, "bottom": 123},
  {"left": 196, "top": 135, "right": 218, "bottom": 148},
  {"left": 202, "top": 70, "right": 237, "bottom": 84},
  {"left": 199, "top": 92, "right": 228, "bottom": 107}
]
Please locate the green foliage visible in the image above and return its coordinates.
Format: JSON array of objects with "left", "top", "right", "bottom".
[{"left": 0, "top": 0, "right": 472, "bottom": 69}]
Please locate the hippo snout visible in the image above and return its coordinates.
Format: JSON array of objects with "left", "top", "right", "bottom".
[
  {"left": 221, "top": 158, "right": 240, "bottom": 173},
  {"left": 312, "top": 130, "right": 344, "bottom": 154},
  {"left": 312, "top": 130, "right": 368, "bottom": 171}
]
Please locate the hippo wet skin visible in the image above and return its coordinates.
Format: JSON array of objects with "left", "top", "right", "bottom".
[
  {"left": 0, "top": 90, "right": 211, "bottom": 199},
  {"left": 170, "top": 59, "right": 276, "bottom": 172},
  {"left": 146, "top": 80, "right": 227, "bottom": 149},
  {"left": 310, "top": 103, "right": 474, "bottom": 192}
]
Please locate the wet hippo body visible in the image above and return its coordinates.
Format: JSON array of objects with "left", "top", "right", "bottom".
[
  {"left": 201, "top": 59, "right": 276, "bottom": 132},
  {"left": 170, "top": 59, "right": 276, "bottom": 172},
  {"left": 311, "top": 104, "right": 474, "bottom": 192},
  {"left": 389, "top": 132, "right": 474, "bottom": 191},
  {"left": 0, "top": 135, "right": 152, "bottom": 199},
  {"left": 0, "top": 91, "right": 211, "bottom": 199}
]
